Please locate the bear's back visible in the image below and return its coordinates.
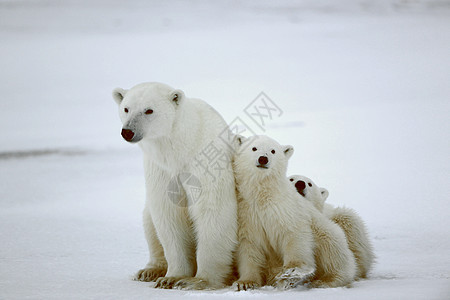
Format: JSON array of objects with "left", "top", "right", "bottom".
[{"left": 175, "top": 97, "right": 232, "bottom": 148}]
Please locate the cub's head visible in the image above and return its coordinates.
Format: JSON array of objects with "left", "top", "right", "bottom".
[
  {"left": 288, "top": 175, "right": 329, "bottom": 212},
  {"left": 112, "top": 82, "right": 184, "bottom": 143},
  {"left": 234, "top": 135, "right": 294, "bottom": 181}
]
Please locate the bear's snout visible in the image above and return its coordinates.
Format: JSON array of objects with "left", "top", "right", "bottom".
[
  {"left": 295, "top": 180, "right": 306, "bottom": 197},
  {"left": 258, "top": 156, "right": 269, "bottom": 166},
  {"left": 121, "top": 128, "right": 135, "bottom": 142}
]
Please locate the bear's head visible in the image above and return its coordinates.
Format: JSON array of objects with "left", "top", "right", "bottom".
[
  {"left": 234, "top": 135, "right": 294, "bottom": 182},
  {"left": 288, "top": 175, "right": 329, "bottom": 212},
  {"left": 112, "top": 82, "right": 184, "bottom": 143}
]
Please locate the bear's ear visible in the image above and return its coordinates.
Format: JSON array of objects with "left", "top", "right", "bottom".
[
  {"left": 170, "top": 89, "right": 185, "bottom": 105},
  {"left": 235, "top": 135, "right": 247, "bottom": 146},
  {"left": 320, "top": 188, "right": 329, "bottom": 201},
  {"left": 282, "top": 145, "right": 294, "bottom": 159},
  {"left": 233, "top": 135, "right": 247, "bottom": 153},
  {"left": 113, "top": 88, "right": 127, "bottom": 105}
]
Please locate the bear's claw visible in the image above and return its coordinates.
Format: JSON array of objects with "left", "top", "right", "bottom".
[
  {"left": 233, "top": 280, "right": 260, "bottom": 291},
  {"left": 134, "top": 266, "right": 167, "bottom": 282},
  {"left": 275, "top": 278, "right": 301, "bottom": 290},
  {"left": 174, "top": 277, "right": 209, "bottom": 290},
  {"left": 154, "top": 276, "right": 182, "bottom": 289},
  {"left": 275, "top": 266, "right": 315, "bottom": 280}
]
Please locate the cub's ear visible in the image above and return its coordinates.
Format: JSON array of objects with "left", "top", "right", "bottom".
[
  {"left": 113, "top": 88, "right": 127, "bottom": 105},
  {"left": 283, "top": 145, "right": 294, "bottom": 159},
  {"left": 232, "top": 134, "right": 248, "bottom": 153},
  {"left": 320, "top": 188, "right": 329, "bottom": 201},
  {"left": 171, "top": 89, "right": 185, "bottom": 105},
  {"left": 235, "top": 135, "right": 247, "bottom": 146}
]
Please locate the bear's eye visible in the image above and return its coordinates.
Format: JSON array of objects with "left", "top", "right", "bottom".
[
  {"left": 124, "top": 108, "right": 128, "bottom": 113},
  {"left": 290, "top": 178, "right": 294, "bottom": 182},
  {"left": 145, "top": 109, "right": 153, "bottom": 115},
  {"left": 252, "top": 147, "right": 257, "bottom": 152},
  {"left": 308, "top": 183, "right": 312, "bottom": 187},
  {"left": 271, "top": 149, "right": 276, "bottom": 154}
]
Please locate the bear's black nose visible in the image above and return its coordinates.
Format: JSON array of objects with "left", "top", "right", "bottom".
[
  {"left": 295, "top": 180, "right": 306, "bottom": 197},
  {"left": 258, "top": 156, "right": 268, "bottom": 165},
  {"left": 121, "top": 128, "right": 135, "bottom": 142}
]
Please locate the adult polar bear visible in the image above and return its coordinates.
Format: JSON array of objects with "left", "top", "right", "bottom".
[{"left": 113, "top": 82, "right": 237, "bottom": 289}]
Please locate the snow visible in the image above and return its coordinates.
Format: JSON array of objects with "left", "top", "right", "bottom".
[{"left": 1, "top": 0, "right": 449, "bottom": 299}]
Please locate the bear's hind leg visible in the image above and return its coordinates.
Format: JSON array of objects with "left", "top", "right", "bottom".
[
  {"left": 311, "top": 217, "right": 356, "bottom": 288},
  {"left": 330, "top": 207, "right": 375, "bottom": 279}
]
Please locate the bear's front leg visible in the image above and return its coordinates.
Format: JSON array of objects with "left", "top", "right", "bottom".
[
  {"left": 134, "top": 207, "right": 167, "bottom": 282},
  {"left": 149, "top": 186, "right": 196, "bottom": 289},
  {"left": 232, "top": 200, "right": 265, "bottom": 291},
  {"left": 276, "top": 230, "right": 315, "bottom": 285},
  {"left": 233, "top": 237, "right": 264, "bottom": 291},
  {"left": 175, "top": 186, "right": 238, "bottom": 290}
]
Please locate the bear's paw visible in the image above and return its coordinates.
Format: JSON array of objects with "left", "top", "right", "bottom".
[
  {"left": 174, "top": 277, "right": 210, "bottom": 290},
  {"left": 275, "top": 266, "right": 314, "bottom": 281},
  {"left": 233, "top": 280, "right": 260, "bottom": 291},
  {"left": 134, "top": 266, "right": 167, "bottom": 282},
  {"left": 154, "top": 276, "right": 184, "bottom": 289}
]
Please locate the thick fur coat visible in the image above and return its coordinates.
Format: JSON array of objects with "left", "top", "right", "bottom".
[
  {"left": 233, "top": 136, "right": 356, "bottom": 290},
  {"left": 289, "top": 174, "right": 375, "bottom": 279},
  {"left": 113, "top": 82, "right": 237, "bottom": 289}
]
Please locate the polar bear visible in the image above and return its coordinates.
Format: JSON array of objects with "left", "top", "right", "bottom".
[
  {"left": 113, "top": 82, "right": 237, "bottom": 289},
  {"left": 288, "top": 175, "right": 375, "bottom": 279},
  {"left": 233, "top": 135, "right": 356, "bottom": 290}
]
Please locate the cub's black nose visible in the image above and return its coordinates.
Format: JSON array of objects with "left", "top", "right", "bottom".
[
  {"left": 121, "top": 128, "right": 135, "bottom": 142},
  {"left": 258, "top": 156, "right": 268, "bottom": 165},
  {"left": 295, "top": 180, "right": 306, "bottom": 197}
]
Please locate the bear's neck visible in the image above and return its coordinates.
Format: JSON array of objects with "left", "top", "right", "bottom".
[
  {"left": 138, "top": 104, "right": 206, "bottom": 172},
  {"left": 236, "top": 170, "right": 288, "bottom": 203},
  {"left": 139, "top": 137, "right": 178, "bottom": 171}
]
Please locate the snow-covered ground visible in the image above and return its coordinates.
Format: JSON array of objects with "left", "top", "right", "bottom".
[{"left": 1, "top": 0, "right": 449, "bottom": 299}]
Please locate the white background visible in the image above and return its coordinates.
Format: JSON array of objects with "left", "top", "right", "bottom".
[{"left": 0, "top": 0, "right": 449, "bottom": 299}]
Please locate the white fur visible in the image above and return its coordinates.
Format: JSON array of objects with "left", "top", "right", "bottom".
[
  {"left": 233, "top": 135, "right": 315, "bottom": 290},
  {"left": 113, "top": 82, "right": 237, "bottom": 289},
  {"left": 288, "top": 174, "right": 375, "bottom": 279},
  {"left": 233, "top": 136, "right": 356, "bottom": 290}
]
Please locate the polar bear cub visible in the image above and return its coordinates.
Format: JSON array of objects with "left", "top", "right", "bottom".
[
  {"left": 289, "top": 175, "right": 375, "bottom": 279},
  {"left": 233, "top": 135, "right": 356, "bottom": 290}
]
